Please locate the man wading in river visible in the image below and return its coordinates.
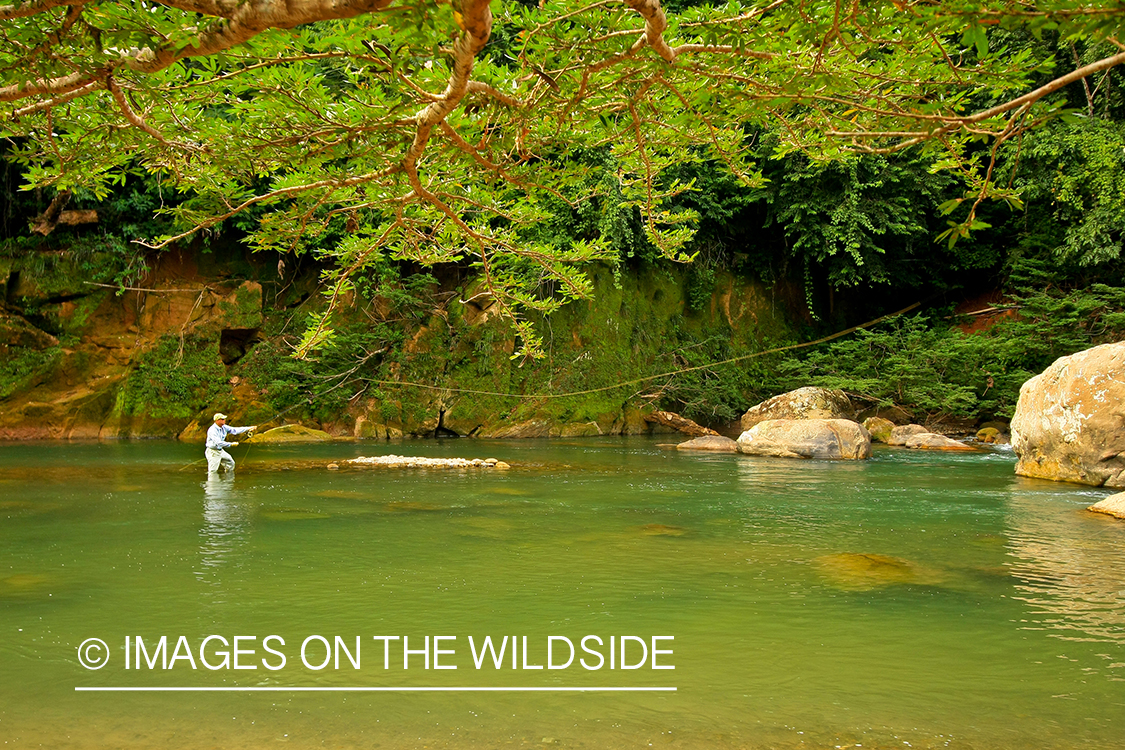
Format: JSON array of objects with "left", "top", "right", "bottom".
[{"left": 205, "top": 413, "right": 257, "bottom": 474}]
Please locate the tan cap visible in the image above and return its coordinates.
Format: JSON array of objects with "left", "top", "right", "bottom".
[{"left": 213, "top": 413, "right": 228, "bottom": 421}]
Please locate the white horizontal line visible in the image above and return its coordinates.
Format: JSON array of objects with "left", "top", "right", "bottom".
[{"left": 75, "top": 686, "right": 676, "bottom": 692}]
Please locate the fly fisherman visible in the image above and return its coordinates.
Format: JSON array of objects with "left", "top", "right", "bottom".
[{"left": 205, "top": 413, "right": 257, "bottom": 474}]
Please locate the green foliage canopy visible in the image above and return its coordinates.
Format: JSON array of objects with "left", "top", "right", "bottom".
[{"left": 4, "top": 0, "right": 1125, "bottom": 355}]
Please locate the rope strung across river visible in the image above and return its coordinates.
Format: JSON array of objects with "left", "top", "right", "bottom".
[
  {"left": 358, "top": 301, "right": 922, "bottom": 400},
  {"left": 177, "top": 301, "right": 920, "bottom": 470},
  {"left": 250, "top": 300, "right": 922, "bottom": 423}
]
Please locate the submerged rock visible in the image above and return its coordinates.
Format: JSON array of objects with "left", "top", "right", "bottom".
[
  {"left": 740, "top": 387, "right": 855, "bottom": 432},
  {"left": 675, "top": 435, "right": 739, "bottom": 452},
  {"left": 638, "top": 524, "right": 688, "bottom": 537},
  {"left": 887, "top": 424, "right": 928, "bottom": 446},
  {"left": 0, "top": 573, "right": 55, "bottom": 600},
  {"left": 383, "top": 501, "right": 448, "bottom": 513},
  {"left": 1088, "top": 492, "right": 1125, "bottom": 520},
  {"left": 1, "top": 573, "right": 50, "bottom": 590},
  {"left": 814, "top": 553, "right": 918, "bottom": 590},
  {"left": 260, "top": 508, "right": 331, "bottom": 520},
  {"left": 1011, "top": 341, "right": 1125, "bottom": 488},
  {"left": 903, "top": 433, "right": 977, "bottom": 451},
  {"left": 248, "top": 424, "right": 334, "bottom": 443},
  {"left": 737, "top": 418, "right": 871, "bottom": 460}
]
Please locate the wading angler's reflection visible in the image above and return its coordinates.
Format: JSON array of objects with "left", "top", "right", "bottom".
[{"left": 197, "top": 473, "right": 252, "bottom": 607}]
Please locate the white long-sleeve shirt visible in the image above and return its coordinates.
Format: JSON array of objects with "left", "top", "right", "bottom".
[{"left": 205, "top": 423, "right": 252, "bottom": 450}]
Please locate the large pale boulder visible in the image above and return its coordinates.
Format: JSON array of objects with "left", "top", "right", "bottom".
[
  {"left": 1087, "top": 492, "right": 1125, "bottom": 519},
  {"left": 740, "top": 387, "right": 855, "bottom": 432},
  {"left": 737, "top": 418, "right": 871, "bottom": 460},
  {"left": 1011, "top": 342, "right": 1125, "bottom": 488}
]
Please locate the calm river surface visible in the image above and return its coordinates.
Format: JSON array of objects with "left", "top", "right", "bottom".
[{"left": 1, "top": 438, "right": 1123, "bottom": 749}]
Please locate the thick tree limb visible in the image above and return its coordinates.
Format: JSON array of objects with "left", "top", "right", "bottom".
[
  {"left": 1, "top": 0, "right": 397, "bottom": 102},
  {"left": 0, "top": 0, "right": 80, "bottom": 20},
  {"left": 834, "top": 48, "right": 1125, "bottom": 150},
  {"left": 644, "top": 410, "right": 719, "bottom": 437},
  {"left": 622, "top": 0, "right": 674, "bottom": 62}
]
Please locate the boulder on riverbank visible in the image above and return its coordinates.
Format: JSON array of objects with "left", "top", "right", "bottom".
[
  {"left": 740, "top": 387, "right": 855, "bottom": 432},
  {"left": 1011, "top": 341, "right": 1125, "bottom": 488},
  {"left": 862, "top": 416, "right": 894, "bottom": 443},
  {"left": 887, "top": 424, "right": 928, "bottom": 446},
  {"left": 1087, "top": 492, "right": 1125, "bottom": 519},
  {"left": 903, "top": 433, "right": 977, "bottom": 451},
  {"left": 737, "top": 418, "right": 871, "bottom": 460},
  {"left": 976, "top": 427, "right": 1008, "bottom": 444},
  {"left": 247, "top": 424, "right": 334, "bottom": 443},
  {"left": 675, "top": 435, "right": 739, "bottom": 452}
]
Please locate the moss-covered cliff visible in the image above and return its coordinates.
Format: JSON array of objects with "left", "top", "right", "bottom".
[{"left": 0, "top": 244, "right": 797, "bottom": 440}]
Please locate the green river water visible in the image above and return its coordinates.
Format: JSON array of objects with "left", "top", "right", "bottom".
[{"left": 1, "top": 438, "right": 1123, "bottom": 749}]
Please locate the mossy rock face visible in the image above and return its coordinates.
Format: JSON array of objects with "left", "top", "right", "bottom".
[
  {"left": 214, "top": 281, "right": 264, "bottom": 331},
  {"left": 247, "top": 424, "right": 334, "bottom": 443},
  {"left": 479, "top": 419, "right": 553, "bottom": 439},
  {"left": 101, "top": 413, "right": 191, "bottom": 439},
  {"left": 0, "top": 314, "right": 59, "bottom": 349},
  {"left": 976, "top": 427, "right": 1008, "bottom": 444},
  {"left": 354, "top": 416, "right": 403, "bottom": 439},
  {"left": 560, "top": 421, "right": 602, "bottom": 438},
  {"left": 863, "top": 417, "right": 895, "bottom": 443},
  {"left": 9, "top": 252, "right": 90, "bottom": 300}
]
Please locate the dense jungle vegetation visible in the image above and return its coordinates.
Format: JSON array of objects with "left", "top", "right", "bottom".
[{"left": 3, "top": 1, "right": 1125, "bottom": 430}]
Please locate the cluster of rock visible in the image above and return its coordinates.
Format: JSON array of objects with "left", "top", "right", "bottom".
[
  {"left": 348, "top": 455, "right": 510, "bottom": 470},
  {"left": 678, "top": 386, "right": 979, "bottom": 461},
  {"left": 674, "top": 340, "right": 1125, "bottom": 521},
  {"left": 737, "top": 418, "right": 872, "bottom": 460},
  {"left": 862, "top": 418, "right": 977, "bottom": 451}
]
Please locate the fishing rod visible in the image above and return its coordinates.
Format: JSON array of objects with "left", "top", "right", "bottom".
[{"left": 177, "top": 374, "right": 366, "bottom": 472}]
